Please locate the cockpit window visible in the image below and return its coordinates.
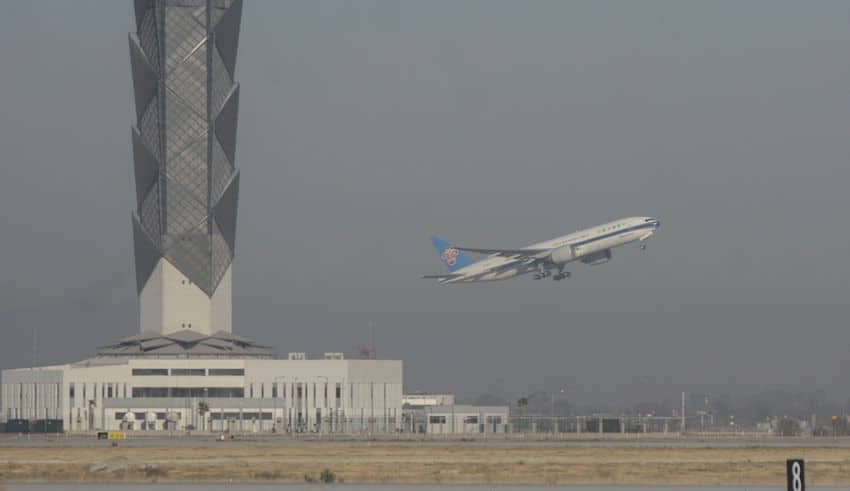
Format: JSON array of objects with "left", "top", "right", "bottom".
[{"left": 644, "top": 218, "right": 655, "bottom": 222}]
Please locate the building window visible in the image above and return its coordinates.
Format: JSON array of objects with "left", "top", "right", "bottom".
[
  {"left": 132, "top": 387, "right": 169, "bottom": 398},
  {"left": 464, "top": 416, "right": 478, "bottom": 424},
  {"left": 171, "top": 369, "right": 206, "bottom": 376},
  {"left": 209, "top": 411, "right": 272, "bottom": 421},
  {"left": 107, "top": 384, "right": 113, "bottom": 399},
  {"left": 170, "top": 388, "right": 208, "bottom": 398},
  {"left": 207, "top": 387, "right": 244, "bottom": 398},
  {"left": 207, "top": 368, "right": 244, "bottom": 376},
  {"left": 429, "top": 416, "right": 446, "bottom": 424},
  {"left": 131, "top": 387, "right": 244, "bottom": 398},
  {"left": 69, "top": 383, "right": 75, "bottom": 400},
  {"left": 132, "top": 368, "right": 169, "bottom": 376}
]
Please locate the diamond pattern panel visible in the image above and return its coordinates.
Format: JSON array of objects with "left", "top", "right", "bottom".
[
  {"left": 131, "top": 0, "right": 241, "bottom": 299},
  {"left": 169, "top": 138, "right": 208, "bottom": 204},
  {"left": 211, "top": 219, "right": 232, "bottom": 289},
  {"left": 139, "top": 183, "right": 162, "bottom": 243},
  {"left": 132, "top": 128, "right": 160, "bottom": 207},
  {"left": 211, "top": 6, "right": 227, "bottom": 26},
  {"left": 210, "top": 46, "right": 233, "bottom": 113},
  {"left": 134, "top": 0, "right": 150, "bottom": 30},
  {"left": 163, "top": 224, "right": 212, "bottom": 292},
  {"left": 213, "top": 171, "right": 239, "bottom": 253},
  {"left": 214, "top": 85, "right": 239, "bottom": 164},
  {"left": 164, "top": 6, "right": 206, "bottom": 75},
  {"left": 139, "top": 100, "right": 161, "bottom": 159},
  {"left": 210, "top": 136, "right": 233, "bottom": 202},
  {"left": 130, "top": 36, "right": 158, "bottom": 120},
  {"left": 133, "top": 214, "right": 163, "bottom": 294},
  {"left": 137, "top": 8, "right": 160, "bottom": 72},
  {"left": 164, "top": 91, "right": 205, "bottom": 160},
  {"left": 189, "top": 2, "right": 229, "bottom": 28},
  {"left": 163, "top": 176, "right": 207, "bottom": 236},
  {"left": 166, "top": 41, "right": 207, "bottom": 113},
  {"left": 214, "top": 0, "right": 242, "bottom": 76}
]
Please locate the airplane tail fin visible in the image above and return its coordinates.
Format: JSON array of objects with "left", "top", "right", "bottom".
[{"left": 430, "top": 235, "right": 475, "bottom": 272}]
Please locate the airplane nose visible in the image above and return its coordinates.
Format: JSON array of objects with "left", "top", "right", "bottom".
[{"left": 654, "top": 219, "right": 661, "bottom": 229}]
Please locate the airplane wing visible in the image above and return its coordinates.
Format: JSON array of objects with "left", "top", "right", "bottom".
[
  {"left": 454, "top": 247, "right": 551, "bottom": 260},
  {"left": 420, "top": 273, "right": 464, "bottom": 280}
]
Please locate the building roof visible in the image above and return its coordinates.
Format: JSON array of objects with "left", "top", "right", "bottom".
[{"left": 96, "top": 330, "right": 273, "bottom": 358}]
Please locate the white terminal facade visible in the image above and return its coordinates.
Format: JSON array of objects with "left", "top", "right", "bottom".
[
  {"left": 1, "top": 0, "right": 402, "bottom": 434},
  {"left": 3, "top": 353, "right": 402, "bottom": 433}
]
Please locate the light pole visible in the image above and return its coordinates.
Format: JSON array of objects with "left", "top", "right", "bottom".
[{"left": 551, "top": 388, "right": 566, "bottom": 434}]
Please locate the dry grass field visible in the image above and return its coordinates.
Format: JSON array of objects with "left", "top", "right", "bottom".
[{"left": 0, "top": 443, "right": 849, "bottom": 485}]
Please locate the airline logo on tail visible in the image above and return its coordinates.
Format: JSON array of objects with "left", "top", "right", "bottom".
[{"left": 441, "top": 247, "right": 459, "bottom": 266}]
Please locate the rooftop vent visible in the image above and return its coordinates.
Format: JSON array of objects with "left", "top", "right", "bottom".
[
  {"left": 324, "top": 352, "right": 344, "bottom": 360},
  {"left": 288, "top": 352, "right": 306, "bottom": 360}
]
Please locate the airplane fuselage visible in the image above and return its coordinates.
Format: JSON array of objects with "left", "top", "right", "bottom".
[{"left": 439, "top": 216, "right": 660, "bottom": 283}]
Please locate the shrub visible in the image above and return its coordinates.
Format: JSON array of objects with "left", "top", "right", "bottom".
[{"left": 319, "top": 468, "right": 336, "bottom": 484}]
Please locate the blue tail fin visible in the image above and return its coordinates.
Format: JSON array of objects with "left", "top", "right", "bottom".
[{"left": 430, "top": 235, "right": 476, "bottom": 272}]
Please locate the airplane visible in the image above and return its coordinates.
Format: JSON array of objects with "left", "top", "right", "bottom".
[{"left": 422, "top": 216, "right": 660, "bottom": 283}]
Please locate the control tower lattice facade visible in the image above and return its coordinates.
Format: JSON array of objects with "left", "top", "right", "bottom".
[{"left": 130, "top": 0, "right": 242, "bottom": 336}]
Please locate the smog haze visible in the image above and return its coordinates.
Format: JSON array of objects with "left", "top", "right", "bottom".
[{"left": 2, "top": 1, "right": 850, "bottom": 406}]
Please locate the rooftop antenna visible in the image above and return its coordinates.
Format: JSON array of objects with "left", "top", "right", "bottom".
[
  {"left": 370, "top": 321, "right": 375, "bottom": 359},
  {"left": 32, "top": 326, "right": 37, "bottom": 368},
  {"left": 359, "top": 321, "right": 376, "bottom": 360}
]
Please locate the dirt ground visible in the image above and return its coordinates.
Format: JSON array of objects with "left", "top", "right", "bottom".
[{"left": 0, "top": 442, "right": 849, "bottom": 485}]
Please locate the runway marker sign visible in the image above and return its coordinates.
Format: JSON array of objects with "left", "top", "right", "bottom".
[{"left": 787, "top": 459, "right": 805, "bottom": 491}]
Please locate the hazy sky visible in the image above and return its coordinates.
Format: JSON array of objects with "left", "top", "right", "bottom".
[{"left": 2, "top": 1, "right": 850, "bottom": 406}]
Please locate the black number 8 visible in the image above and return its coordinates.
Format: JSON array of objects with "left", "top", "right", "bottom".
[{"left": 791, "top": 461, "right": 802, "bottom": 491}]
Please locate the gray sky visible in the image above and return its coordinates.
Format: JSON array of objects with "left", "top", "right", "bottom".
[{"left": 2, "top": 1, "right": 850, "bottom": 406}]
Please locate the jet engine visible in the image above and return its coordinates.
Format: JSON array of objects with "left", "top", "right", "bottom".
[
  {"left": 580, "top": 249, "right": 612, "bottom": 265},
  {"left": 549, "top": 244, "right": 576, "bottom": 264}
]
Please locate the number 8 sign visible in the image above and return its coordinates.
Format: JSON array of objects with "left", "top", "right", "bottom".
[{"left": 787, "top": 459, "right": 805, "bottom": 491}]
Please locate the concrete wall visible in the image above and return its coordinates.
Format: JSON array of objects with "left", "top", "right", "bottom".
[
  {"left": 139, "top": 260, "right": 233, "bottom": 335},
  {"left": 412, "top": 405, "right": 510, "bottom": 434}
]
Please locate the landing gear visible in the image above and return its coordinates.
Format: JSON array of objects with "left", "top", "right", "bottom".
[
  {"left": 640, "top": 242, "right": 647, "bottom": 251},
  {"left": 552, "top": 271, "right": 571, "bottom": 281}
]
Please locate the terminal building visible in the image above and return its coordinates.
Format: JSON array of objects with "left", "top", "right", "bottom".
[{"left": 1, "top": 0, "right": 402, "bottom": 434}]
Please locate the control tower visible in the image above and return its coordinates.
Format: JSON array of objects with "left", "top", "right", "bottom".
[
  {"left": 130, "top": 0, "right": 242, "bottom": 336},
  {"left": 0, "top": 1, "right": 404, "bottom": 435}
]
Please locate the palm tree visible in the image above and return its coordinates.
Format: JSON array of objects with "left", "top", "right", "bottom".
[
  {"left": 198, "top": 401, "right": 210, "bottom": 432},
  {"left": 516, "top": 397, "right": 529, "bottom": 432},
  {"left": 517, "top": 397, "right": 529, "bottom": 413}
]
